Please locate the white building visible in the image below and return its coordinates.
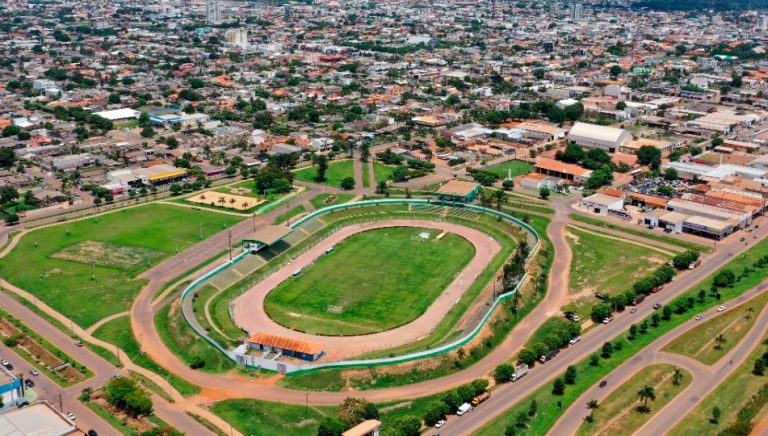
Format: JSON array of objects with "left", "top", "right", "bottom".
[
  {"left": 580, "top": 193, "right": 624, "bottom": 215},
  {"left": 568, "top": 122, "right": 633, "bottom": 152}
]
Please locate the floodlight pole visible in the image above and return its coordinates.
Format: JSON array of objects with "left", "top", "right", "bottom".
[{"left": 228, "top": 229, "right": 232, "bottom": 261}]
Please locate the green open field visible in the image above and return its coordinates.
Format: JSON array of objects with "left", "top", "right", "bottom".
[
  {"left": 273, "top": 204, "right": 307, "bottom": 224},
  {"left": 663, "top": 290, "right": 768, "bottom": 365},
  {"left": 569, "top": 214, "right": 712, "bottom": 253},
  {"left": 673, "top": 332, "right": 768, "bottom": 434},
  {"left": 294, "top": 160, "right": 354, "bottom": 188},
  {"left": 577, "top": 364, "right": 690, "bottom": 435},
  {"left": 0, "top": 204, "right": 242, "bottom": 328},
  {"left": 264, "top": 227, "right": 475, "bottom": 335},
  {"left": 92, "top": 315, "right": 201, "bottom": 396},
  {"left": 211, "top": 399, "right": 335, "bottom": 436},
  {"left": 371, "top": 162, "right": 397, "bottom": 186},
  {"left": 565, "top": 226, "right": 670, "bottom": 316},
  {"left": 155, "top": 302, "right": 236, "bottom": 374},
  {"left": 309, "top": 193, "right": 356, "bottom": 210},
  {"left": 484, "top": 160, "right": 534, "bottom": 179}
]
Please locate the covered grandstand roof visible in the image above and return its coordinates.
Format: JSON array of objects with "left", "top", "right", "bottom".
[
  {"left": 250, "top": 225, "right": 292, "bottom": 246},
  {"left": 247, "top": 332, "right": 324, "bottom": 355}
]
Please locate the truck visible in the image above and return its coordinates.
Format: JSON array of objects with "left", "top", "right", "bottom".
[
  {"left": 471, "top": 392, "right": 491, "bottom": 406},
  {"left": 689, "top": 259, "right": 701, "bottom": 269},
  {"left": 511, "top": 363, "right": 528, "bottom": 382},
  {"left": 538, "top": 349, "right": 558, "bottom": 364},
  {"left": 457, "top": 403, "right": 471, "bottom": 416}
]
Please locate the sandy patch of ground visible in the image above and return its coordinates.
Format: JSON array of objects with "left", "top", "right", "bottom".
[{"left": 188, "top": 191, "right": 265, "bottom": 211}]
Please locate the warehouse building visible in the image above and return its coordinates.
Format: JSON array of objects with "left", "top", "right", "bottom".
[
  {"left": 567, "top": 122, "right": 633, "bottom": 152},
  {"left": 247, "top": 333, "right": 325, "bottom": 362}
]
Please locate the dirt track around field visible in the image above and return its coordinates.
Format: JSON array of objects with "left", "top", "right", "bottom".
[{"left": 231, "top": 220, "right": 502, "bottom": 361}]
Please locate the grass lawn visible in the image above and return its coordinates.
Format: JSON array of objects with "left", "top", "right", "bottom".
[
  {"left": 672, "top": 333, "right": 768, "bottom": 434},
  {"left": 484, "top": 160, "right": 534, "bottom": 179},
  {"left": 92, "top": 315, "right": 201, "bottom": 396},
  {"left": 0, "top": 204, "right": 242, "bottom": 328},
  {"left": 294, "top": 160, "right": 354, "bottom": 188},
  {"left": 569, "top": 214, "right": 712, "bottom": 253},
  {"left": 211, "top": 399, "right": 335, "bottom": 436},
  {"left": 264, "top": 227, "right": 475, "bottom": 335},
  {"left": 477, "top": 236, "right": 768, "bottom": 435},
  {"left": 565, "top": 226, "right": 669, "bottom": 317},
  {"left": 663, "top": 290, "right": 768, "bottom": 365},
  {"left": 210, "top": 392, "right": 448, "bottom": 436},
  {"left": 309, "top": 193, "right": 356, "bottom": 210},
  {"left": 525, "top": 316, "right": 579, "bottom": 349},
  {"left": 373, "top": 162, "right": 396, "bottom": 184},
  {"left": 577, "top": 364, "right": 691, "bottom": 436},
  {"left": 155, "top": 302, "right": 235, "bottom": 373},
  {"left": 273, "top": 204, "right": 307, "bottom": 224}
]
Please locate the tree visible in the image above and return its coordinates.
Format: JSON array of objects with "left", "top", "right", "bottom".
[
  {"left": 601, "top": 341, "right": 613, "bottom": 358},
  {"left": 564, "top": 366, "right": 577, "bottom": 384},
  {"left": 636, "top": 385, "right": 656, "bottom": 412},
  {"left": 340, "top": 177, "right": 355, "bottom": 190},
  {"left": 518, "top": 348, "right": 537, "bottom": 366},
  {"left": 392, "top": 165, "right": 410, "bottom": 182},
  {"left": 0, "top": 147, "right": 16, "bottom": 168},
  {"left": 587, "top": 399, "right": 599, "bottom": 410},
  {"left": 318, "top": 417, "right": 346, "bottom": 436},
  {"left": 104, "top": 377, "right": 140, "bottom": 408},
  {"left": 637, "top": 145, "right": 662, "bottom": 170},
  {"left": 672, "top": 368, "right": 684, "bottom": 385},
  {"left": 664, "top": 167, "right": 678, "bottom": 181},
  {"left": 2, "top": 125, "right": 20, "bottom": 137},
  {"left": 0, "top": 185, "right": 19, "bottom": 204},
  {"left": 590, "top": 303, "right": 612, "bottom": 323},
  {"left": 528, "top": 400, "right": 537, "bottom": 417},
  {"left": 390, "top": 415, "right": 421, "bottom": 436},
  {"left": 166, "top": 136, "right": 179, "bottom": 149},
  {"left": 170, "top": 183, "right": 182, "bottom": 195},
  {"left": 552, "top": 378, "right": 566, "bottom": 395},
  {"left": 3, "top": 213, "right": 18, "bottom": 225},
  {"left": 124, "top": 389, "right": 152, "bottom": 416},
  {"left": 423, "top": 401, "right": 449, "bottom": 426},
  {"left": 337, "top": 397, "right": 378, "bottom": 428},
  {"left": 140, "top": 126, "right": 154, "bottom": 138},
  {"left": 376, "top": 180, "right": 389, "bottom": 196},
  {"left": 539, "top": 187, "right": 551, "bottom": 200},
  {"left": 714, "top": 334, "right": 727, "bottom": 350},
  {"left": 629, "top": 324, "right": 638, "bottom": 339},
  {"left": 713, "top": 269, "right": 736, "bottom": 288},
  {"left": 494, "top": 363, "right": 516, "bottom": 383},
  {"left": 616, "top": 101, "right": 627, "bottom": 110},
  {"left": 313, "top": 155, "right": 329, "bottom": 182},
  {"left": 754, "top": 359, "right": 766, "bottom": 376},
  {"left": 502, "top": 179, "right": 514, "bottom": 190},
  {"left": 589, "top": 353, "right": 600, "bottom": 366},
  {"left": 610, "top": 65, "right": 623, "bottom": 77},
  {"left": 711, "top": 406, "right": 721, "bottom": 424}
]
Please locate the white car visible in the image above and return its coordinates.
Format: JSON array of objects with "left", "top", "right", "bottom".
[
  {"left": 67, "top": 412, "right": 76, "bottom": 421},
  {"left": 30, "top": 369, "right": 39, "bottom": 376},
  {"left": 569, "top": 336, "right": 581, "bottom": 345},
  {"left": 695, "top": 314, "right": 702, "bottom": 321},
  {"left": 602, "top": 317, "right": 612, "bottom": 324},
  {"left": 435, "top": 420, "right": 446, "bottom": 428},
  {"left": 717, "top": 305, "right": 727, "bottom": 312}
]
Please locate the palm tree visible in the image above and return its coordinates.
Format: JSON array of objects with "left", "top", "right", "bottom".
[
  {"left": 714, "top": 334, "right": 727, "bottom": 350},
  {"left": 637, "top": 385, "right": 656, "bottom": 411},
  {"left": 672, "top": 368, "right": 683, "bottom": 386},
  {"left": 218, "top": 196, "right": 226, "bottom": 207},
  {"left": 494, "top": 189, "right": 507, "bottom": 211},
  {"left": 229, "top": 198, "right": 236, "bottom": 208}
]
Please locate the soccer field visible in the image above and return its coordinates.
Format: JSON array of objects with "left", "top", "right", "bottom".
[
  {"left": 264, "top": 227, "right": 475, "bottom": 335},
  {"left": 0, "top": 204, "right": 242, "bottom": 327}
]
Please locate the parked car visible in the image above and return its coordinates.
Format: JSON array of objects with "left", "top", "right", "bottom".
[
  {"left": 653, "top": 303, "right": 662, "bottom": 310},
  {"left": 569, "top": 336, "right": 581, "bottom": 345},
  {"left": 599, "top": 380, "right": 608, "bottom": 388},
  {"left": 75, "top": 341, "right": 83, "bottom": 348},
  {"left": 29, "top": 369, "right": 39, "bottom": 376},
  {"left": 695, "top": 314, "right": 702, "bottom": 321},
  {"left": 630, "top": 308, "right": 637, "bottom": 313},
  {"left": 717, "top": 305, "right": 727, "bottom": 312},
  {"left": 87, "top": 430, "right": 98, "bottom": 436},
  {"left": 434, "top": 420, "right": 445, "bottom": 429},
  {"left": 602, "top": 317, "right": 612, "bottom": 324},
  {"left": 1, "top": 360, "right": 14, "bottom": 370},
  {"left": 67, "top": 412, "right": 76, "bottom": 421}
]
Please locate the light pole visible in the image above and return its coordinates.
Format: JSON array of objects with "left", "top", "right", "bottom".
[{"left": 228, "top": 229, "right": 232, "bottom": 261}]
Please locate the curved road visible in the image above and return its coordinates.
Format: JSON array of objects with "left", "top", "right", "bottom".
[{"left": 550, "top": 279, "right": 768, "bottom": 435}]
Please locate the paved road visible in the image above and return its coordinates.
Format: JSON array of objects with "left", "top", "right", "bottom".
[
  {"left": 0, "top": 341, "right": 118, "bottom": 436},
  {"left": 0, "top": 289, "right": 213, "bottom": 435},
  {"left": 550, "top": 279, "right": 768, "bottom": 435},
  {"left": 430, "top": 216, "right": 768, "bottom": 435}
]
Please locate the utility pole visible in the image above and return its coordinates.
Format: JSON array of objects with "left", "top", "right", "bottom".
[
  {"left": 200, "top": 223, "right": 203, "bottom": 240},
  {"left": 305, "top": 392, "right": 309, "bottom": 417},
  {"left": 58, "top": 393, "right": 63, "bottom": 412},
  {"left": 228, "top": 229, "right": 232, "bottom": 261}
]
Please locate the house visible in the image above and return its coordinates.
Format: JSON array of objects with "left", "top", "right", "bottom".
[{"left": 534, "top": 158, "right": 592, "bottom": 185}]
